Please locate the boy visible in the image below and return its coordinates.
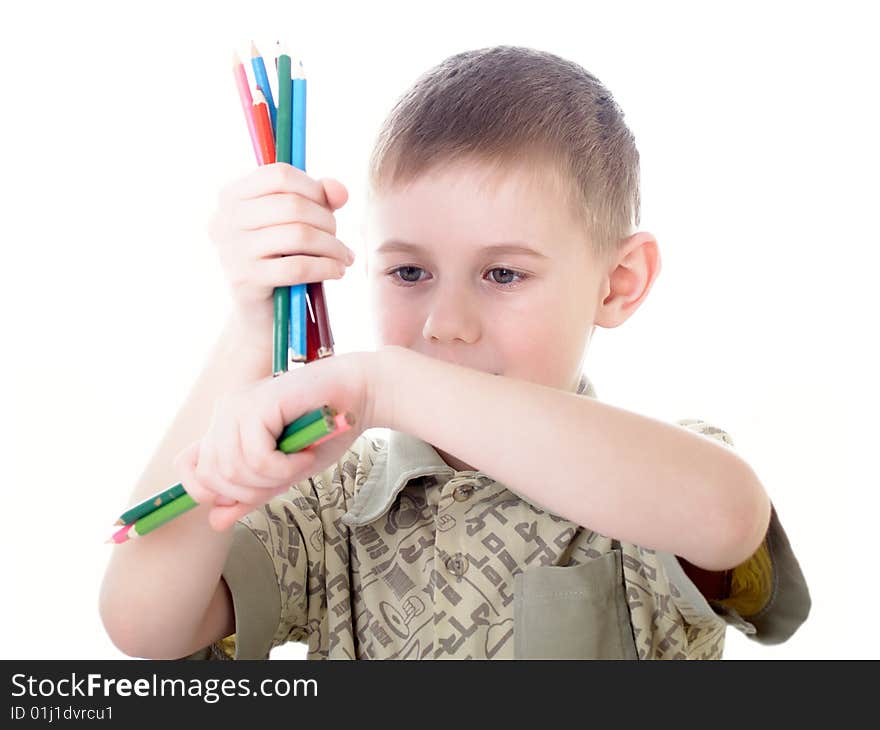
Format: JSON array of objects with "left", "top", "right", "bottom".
[{"left": 99, "top": 45, "right": 810, "bottom": 660}]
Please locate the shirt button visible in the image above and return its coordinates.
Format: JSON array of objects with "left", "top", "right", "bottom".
[
  {"left": 453, "top": 484, "right": 474, "bottom": 502},
  {"left": 446, "top": 553, "right": 469, "bottom": 577}
]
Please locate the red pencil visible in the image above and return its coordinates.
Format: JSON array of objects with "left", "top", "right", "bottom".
[
  {"left": 308, "top": 281, "right": 335, "bottom": 357},
  {"left": 305, "top": 287, "right": 319, "bottom": 362},
  {"left": 252, "top": 87, "right": 276, "bottom": 165}
]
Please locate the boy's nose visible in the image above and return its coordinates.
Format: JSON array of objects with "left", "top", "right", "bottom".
[{"left": 421, "top": 290, "right": 481, "bottom": 345}]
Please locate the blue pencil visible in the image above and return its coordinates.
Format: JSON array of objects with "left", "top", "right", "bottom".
[
  {"left": 291, "top": 60, "right": 307, "bottom": 170},
  {"left": 289, "top": 280, "right": 306, "bottom": 363},
  {"left": 250, "top": 41, "right": 277, "bottom": 138},
  {"left": 289, "top": 58, "right": 308, "bottom": 362}
]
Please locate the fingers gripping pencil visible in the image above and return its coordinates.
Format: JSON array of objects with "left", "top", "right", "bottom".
[{"left": 107, "top": 407, "right": 354, "bottom": 544}]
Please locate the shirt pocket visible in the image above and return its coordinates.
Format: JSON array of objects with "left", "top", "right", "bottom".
[{"left": 513, "top": 549, "right": 639, "bottom": 660}]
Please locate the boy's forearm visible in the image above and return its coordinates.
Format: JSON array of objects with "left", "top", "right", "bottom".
[
  {"left": 375, "top": 346, "right": 770, "bottom": 572},
  {"left": 100, "top": 314, "right": 272, "bottom": 658}
]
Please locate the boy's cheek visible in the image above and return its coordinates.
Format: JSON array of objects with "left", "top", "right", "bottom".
[
  {"left": 501, "top": 323, "right": 586, "bottom": 389},
  {"left": 373, "top": 316, "right": 410, "bottom": 349},
  {"left": 372, "top": 294, "right": 421, "bottom": 347}
]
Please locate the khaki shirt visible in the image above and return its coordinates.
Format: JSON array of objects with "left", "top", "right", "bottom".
[{"left": 184, "top": 374, "right": 810, "bottom": 660}]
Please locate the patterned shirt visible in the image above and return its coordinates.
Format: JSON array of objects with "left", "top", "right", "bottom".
[{"left": 183, "top": 374, "right": 810, "bottom": 660}]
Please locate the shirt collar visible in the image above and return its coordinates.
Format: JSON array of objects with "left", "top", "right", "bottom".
[{"left": 340, "top": 372, "right": 598, "bottom": 527}]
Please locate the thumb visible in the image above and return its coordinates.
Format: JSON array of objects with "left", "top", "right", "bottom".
[
  {"left": 320, "top": 177, "right": 348, "bottom": 211},
  {"left": 207, "top": 486, "right": 291, "bottom": 532}
]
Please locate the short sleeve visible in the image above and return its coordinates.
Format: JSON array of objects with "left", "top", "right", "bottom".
[
  {"left": 180, "top": 472, "right": 330, "bottom": 661},
  {"left": 655, "top": 419, "right": 812, "bottom": 644}
]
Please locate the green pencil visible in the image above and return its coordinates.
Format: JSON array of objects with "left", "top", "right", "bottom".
[
  {"left": 276, "top": 406, "right": 335, "bottom": 453},
  {"left": 273, "top": 43, "right": 293, "bottom": 374},
  {"left": 114, "top": 483, "right": 187, "bottom": 526},
  {"left": 109, "top": 493, "right": 199, "bottom": 543},
  {"left": 276, "top": 404, "right": 326, "bottom": 445}
]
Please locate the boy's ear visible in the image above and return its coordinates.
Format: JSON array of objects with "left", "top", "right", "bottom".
[{"left": 594, "top": 231, "right": 661, "bottom": 328}]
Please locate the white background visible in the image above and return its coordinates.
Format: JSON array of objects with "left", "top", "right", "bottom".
[{"left": 2, "top": 0, "right": 877, "bottom": 660}]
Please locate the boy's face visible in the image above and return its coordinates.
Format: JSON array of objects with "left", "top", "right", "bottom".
[{"left": 362, "top": 159, "right": 608, "bottom": 393}]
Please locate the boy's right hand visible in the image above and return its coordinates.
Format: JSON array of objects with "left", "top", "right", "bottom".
[{"left": 207, "top": 163, "right": 356, "bottom": 350}]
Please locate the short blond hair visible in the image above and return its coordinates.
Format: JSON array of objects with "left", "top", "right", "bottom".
[{"left": 368, "top": 45, "right": 641, "bottom": 263}]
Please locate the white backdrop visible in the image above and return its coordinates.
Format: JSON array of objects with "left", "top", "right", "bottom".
[{"left": 2, "top": 0, "right": 876, "bottom": 660}]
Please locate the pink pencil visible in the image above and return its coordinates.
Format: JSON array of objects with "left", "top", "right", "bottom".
[
  {"left": 106, "top": 523, "right": 134, "bottom": 544},
  {"left": 233, "top": 51, "right": 261, "bottom": 163},
  {"left": 304, "top": 412, "right": 355, "bottom": 449}
]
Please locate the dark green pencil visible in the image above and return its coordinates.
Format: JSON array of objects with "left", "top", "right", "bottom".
[
  {"left": 273, "top": 43, "right": 293, "bottom": 375},
  {"left": 114, "top": 483, "right": 187, "bottom": 526}
]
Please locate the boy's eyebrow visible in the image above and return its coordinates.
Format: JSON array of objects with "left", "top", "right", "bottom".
[{"left": 376, "top": 240, "right": 549, "bottom": 259}]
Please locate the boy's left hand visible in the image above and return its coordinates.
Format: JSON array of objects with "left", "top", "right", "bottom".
[{"left": 173, "top": 349, "right": 389, "bottom": 532}]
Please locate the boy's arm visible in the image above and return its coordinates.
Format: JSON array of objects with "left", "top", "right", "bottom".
[
  {"left": 375, "top": 346, "right": 771, "bottom": 573},
  {"left": 99, "top": 313, "right": 272, "bottom": 659}
]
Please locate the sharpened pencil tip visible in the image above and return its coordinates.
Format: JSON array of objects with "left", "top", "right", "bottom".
[
  {"left": 251, "top": 40, "right": 260, "bottom": 57},
  {"left": 232, "top": 50, "right": 242, "bottom": 68},
  {"left": 113, "top": 519, "right": 122, "bottom": 525},
  {"left": 105, "top": 538, "right": 114, "bottom": 544}
]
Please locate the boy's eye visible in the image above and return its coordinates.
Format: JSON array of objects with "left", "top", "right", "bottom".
[
  {"left": 487, "top": 268, "right": 522, "bottom": 286},
  {"left": 392, "top": 265, "right": 425, "bottom": 284},
  {"left": 387, "top": 266, "right": 529, "bottom": 288}
]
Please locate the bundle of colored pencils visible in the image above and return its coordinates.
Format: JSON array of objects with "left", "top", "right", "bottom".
[
  {"left": 234, "top": 40, "right": 335, "bottom": 375},
  {"left": 107, "top": 407, "right": 354, "bottom": 544}
]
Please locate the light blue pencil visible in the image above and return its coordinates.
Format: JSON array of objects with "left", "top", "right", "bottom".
[
  {"left": 291, "top": 60, "right": 307, "bottom": 170},
  {"left": 289, "top": 58, "right": 308, "bottom": 362},
  {"left": 289, "top": 279, "right": 306, "bottom": 363},
  {"left": 250, "top": 41, "right": 277, "bottom": 137}
]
